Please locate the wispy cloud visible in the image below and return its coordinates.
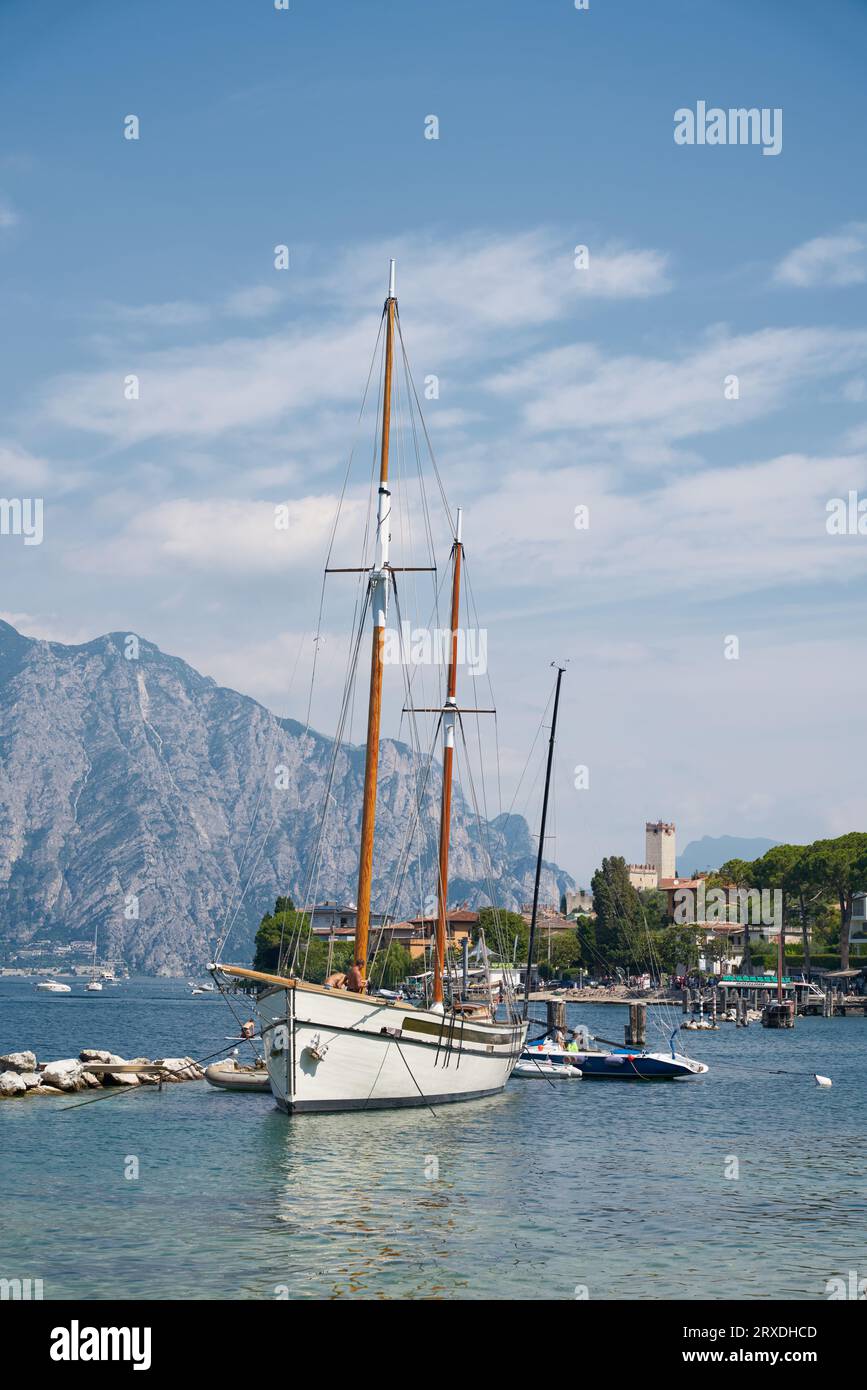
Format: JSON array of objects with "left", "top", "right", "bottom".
[
  {"left": 486, "top": 326, "right": 867, "bottom": 449},
  {"left": 40, "top": 230, "right": 670, "bottom": 448},
  {"left": 68, "top": 493, "right": 366, "bottom": 577},
  {"left": 773, "top": 223, "right": 867, "bottom": 288}
]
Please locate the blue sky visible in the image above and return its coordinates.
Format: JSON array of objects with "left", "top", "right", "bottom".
[{"left": 2, "top": 0, "right": 867, "bottom": 886}]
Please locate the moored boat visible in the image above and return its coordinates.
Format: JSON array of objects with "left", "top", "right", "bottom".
[
  {"left": 205, "top": 1058, "right": 271, "bottom": 1093},
  {"left": 214, "top": 262, "right": 528, "bottom": 1112},
  {"left": 520, "top": 1034, "right": 708, "bottom": 1080}
]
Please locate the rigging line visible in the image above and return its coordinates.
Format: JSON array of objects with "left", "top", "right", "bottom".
[
  {"left": 56, "top": 1043, "right": 245, "bottom": 1112},
  {"left": 359, "top": 1043, "right": 391, "bottom": 1110},
  {"left": 291, "top": 328, "right": 390, "bottom": 975},
  {"left": 367, "top": 591, "right": 443, "bottom": 974},
  {"left": 455, "top": 716, "right": 518, "bottom": 1006},
  {"left": 463, "top": 557, "right": 502, "bottom": 821},
  {"left": 213, "top": 633, "right": 308, "bottom": 962},
  {"left": 398, "top": 330, "right": 441, "bottom": 733},
  {"left": 506, "top": 684, "right": 554, "bottom": 821},
  {"left": 295, "top": 604, "right": 379, "bottom": 975},
  {"left": 290, "top": 585, "right": 374, "bottom": 975},
  {"left": 398, "top": 323, "right": 438, "bottom": 574},
  {"left": 394, "top": 1039, "right": 439, "bottom": 1119},
  {"left": 305, "top": 313, "right": 385, "bottom": 733},
  {"left": 369, "top": 727, "right": 440, "bottom": 964},
  {"left": 220, "top": 315, "right": 387, "bottom": 968},
  {"left": 281, "top": 584, "right": 373, "bottom": 974},
  {"left": 395, "top": 310, "right": 454, "bottom": 537}
]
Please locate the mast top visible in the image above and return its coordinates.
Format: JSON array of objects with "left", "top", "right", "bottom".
[
  {"left": 388, "top": 258, "right": 396, "bottom": 300},
  {"left": 455, "top": 506, "right": 463, "bottom": 544}
]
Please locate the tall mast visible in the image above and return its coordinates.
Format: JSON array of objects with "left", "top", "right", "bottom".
[
  {"left": 522, "top": 664, "right": 565, "bottom": 1019},
  {"left": 432, "top": 508, "right": 463, "bottom": 1010},
  {"left": 354, "top": 259, "right": 397, "bottom": 984}
]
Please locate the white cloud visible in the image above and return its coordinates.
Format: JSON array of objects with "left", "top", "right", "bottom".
[
  {"left": 322, "top": 229, "right": 670, "bottom": 325},
  {"left": 110, "top": 301, "right": 211, "bottom": 328},
  {"left": 773, "top": 223, "right": 867, "bottom": 288},
  {"left": 0, "top": 201, "right": 19, "bottom": 230},
  {"left": 0, "top": 442, "right": 57, "bottom": 489},
  {"left": 486, "top": 326, "right": 867, "bottom": 446},
  {"left": 69, "top": 493, "right": 367, "bottom": 577},
  {"left": 223, "top": 285, "right": 284, "bottom": 318}
]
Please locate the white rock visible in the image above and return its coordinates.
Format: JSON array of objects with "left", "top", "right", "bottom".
[
  {"left": 0, "top": 1070, "right": 27, "bottom": 1097},
  {"left": 156, "top": 1056, "right": 204, "bottom": 1081},
  {"left": 41, "top": 1059, "right": 84, "bottom": 1092},
  {"left": 79, "top": 1049, "right": 113, "bottom": 1064},
  {"left": 0, "top": 1050, "right": 37, "bottom": 1072},
  {"left": 19, "top": 1072, "right": 42, "bottom": 1090}
]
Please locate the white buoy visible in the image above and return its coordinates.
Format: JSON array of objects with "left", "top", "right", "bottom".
[{"left": 814, "top": 1073, "right": 833, "bottom": 1087}]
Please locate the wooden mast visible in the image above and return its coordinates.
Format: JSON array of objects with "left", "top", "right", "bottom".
[
  {"left": 433, "top": 509, "right": 463, "bottom": 1008},
  {"left": 354, "top": 261, "right": 397, "bottom": 985}
]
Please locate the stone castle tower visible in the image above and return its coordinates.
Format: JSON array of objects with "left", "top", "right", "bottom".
[{"left": 645, "top": 821, "right": 676, "bottom": 882}]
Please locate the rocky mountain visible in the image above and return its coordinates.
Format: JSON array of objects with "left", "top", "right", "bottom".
[
  {"left": 676, "top": 835, "right": 780, "bottom": 876},
  {"left": 0, "top": 621, "right": 573, "bottom": 974}
]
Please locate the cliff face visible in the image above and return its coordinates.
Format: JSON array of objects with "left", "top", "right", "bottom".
[{"left": 0, "top": 622, "right": 573, "bottom": 974}]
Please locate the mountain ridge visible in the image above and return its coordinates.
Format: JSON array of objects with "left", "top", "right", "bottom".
[
  {"left": 676, "top": 834, "right": 781, "bottom": 876},
  {"left": 0, "top": 620, "right": 573, "bottom": 973}
]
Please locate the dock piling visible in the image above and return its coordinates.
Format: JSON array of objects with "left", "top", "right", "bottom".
[{"left": 625, "top": 1003, "right": 647, "bottom": 1048}]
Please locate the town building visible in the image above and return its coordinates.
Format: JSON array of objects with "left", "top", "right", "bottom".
[
  {"left": 627, "top": 820, "right": 676, "bottom": 890},
  {"left": 850, "top": 891, "right": 867, "bottom": 945}
]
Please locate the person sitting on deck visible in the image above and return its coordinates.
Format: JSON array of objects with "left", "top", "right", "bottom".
[
  {"left": 324, "top": 972, "right": 347, "bottom": 989},
  {"left": 240, "top": 1019, "right": 256, "bottom": 1040},
  {"left": 345, "top": 959, "right": 366, "bottom": 994}
]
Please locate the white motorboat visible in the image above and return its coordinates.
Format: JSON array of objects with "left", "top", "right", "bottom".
[
  {"left": 520, "top": 1031, "right": 708, "bottom": 1080},
  {"left": 36, "top": 980, "right": 71, "bottom": 993},
  {"left": 513, "top": 1057, "right": 582, "bottom": 1079}
]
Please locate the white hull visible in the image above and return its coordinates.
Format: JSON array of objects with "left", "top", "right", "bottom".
[{"left": 257, "top": 981, "right": 526, "bottom": 1113}]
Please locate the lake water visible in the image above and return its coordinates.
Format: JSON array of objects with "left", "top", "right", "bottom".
[{"left": 1, "top": 978, "right": 864, "bottom": 1300}]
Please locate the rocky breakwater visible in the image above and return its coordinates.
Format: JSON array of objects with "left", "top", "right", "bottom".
[{"left": 0, "top": 1048, "right": 204, "bottom": 1097}]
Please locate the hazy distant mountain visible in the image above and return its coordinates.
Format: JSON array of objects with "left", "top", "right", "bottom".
[
  {"left": 0, "top": 621, "right": 573, "bottom": 974},
  {"left": 677, "top": 835, "right": 780, "bottom": 876}
]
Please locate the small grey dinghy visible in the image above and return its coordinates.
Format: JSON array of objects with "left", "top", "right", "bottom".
[{"left": 205, "top": 1058, "right": 271, "bottom": 1093}]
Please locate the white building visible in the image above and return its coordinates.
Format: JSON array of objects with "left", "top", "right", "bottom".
[
  {"left": 627, "top": 864, "right": 659, "bottom": 891},
  {"left": 627, "top": 820, "right": 676, "bottom": 890},
  {"left": 645, "top": 821, "right": 676, "bottom": 881},
  {"left": 850, "top": 892, "right": 867, "bottom": 945}
]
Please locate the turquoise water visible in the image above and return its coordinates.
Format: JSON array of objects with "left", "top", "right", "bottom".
[{"left": 1, "top": 978, "right": 865, "bottom": 1300}]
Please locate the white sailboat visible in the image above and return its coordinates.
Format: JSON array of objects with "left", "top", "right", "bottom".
[
  {"left": 86, "top": 921, "right": 103, "bottom": 991},
  {"left": 214, "top": 263, "right": 527, "bottom": 1112}
]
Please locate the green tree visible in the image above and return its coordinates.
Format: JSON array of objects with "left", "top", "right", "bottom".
[
  {"left": 718, "top": 858, "right": 756, "bottom": 973},
  {"left": 252, "top": 897, "right": 310, "bottom": 974},
  {"left": 539, "top": 930, "right": 581, "bottom": 980},
  {"left": 590, "top": 856, "right": 643, "bottom": 970},
  {"left": 369, "top": 942, "right": 413, "bottom": 989},
  {"left": 802, "top": 834, "right": 867, "bottom": 971},
  {"left": 476, "top": 907, "right": 528, "bottom": 962},
  {"left": 575, "top": 915, "right": 598, "bottom": 970},
  {"left": 652, "top": 925, "right": 702, "bottom": 974}
]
